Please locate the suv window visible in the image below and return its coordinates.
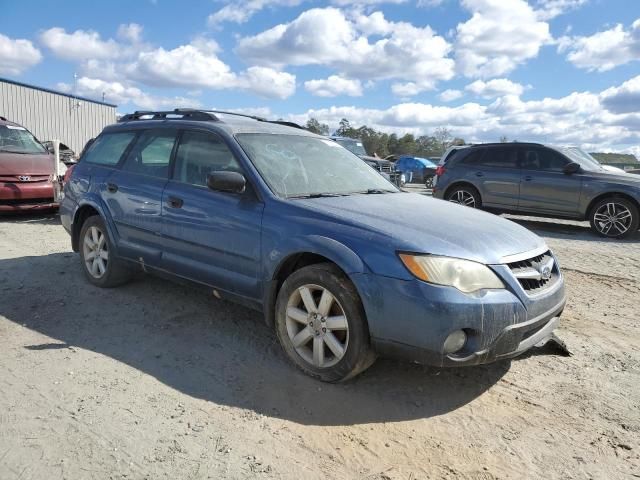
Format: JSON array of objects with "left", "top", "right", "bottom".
[
  {"left": 122, "top": 130, "right": 177, "bottom": 178},
  {"left": 458, "top": 148, "right": 485, "bottom": 165},
  {"left": 83, "top": 132, "right": 136, "bottom": 166},
  {"left": 520, "top": 148, "right": 569, "bottom": 172},
  {"left": 478, "top": 147, "right": 518, "bottom": 168},
  {"left": 173, "top": 131, "right": 242, "bottom": 187}
]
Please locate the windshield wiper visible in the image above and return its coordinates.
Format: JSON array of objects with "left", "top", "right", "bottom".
[
  {"left": 287, "top": 192, "right": 349, "bottom": 199},
  {"left": 353, "top": 188, "right": 398, "bottom": 195}
]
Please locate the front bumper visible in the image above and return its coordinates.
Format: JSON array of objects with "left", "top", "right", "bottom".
[
  {"left": 0, "top": 182, "right": 57, "bottom": 211},
  {"left": 351, "top": 269, "right": 565, "bottom": 367}
]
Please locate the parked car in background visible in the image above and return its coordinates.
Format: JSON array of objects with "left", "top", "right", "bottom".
[
  {"left": 393, "top": 155, "right": 438, "bottom": 188},
  {"left": 330, "top": 136, "right": 402, "bottom": 186},
  {"left": 433, "top": 142, "right": 640, "bottom": 238},
  {"left": 60, "top": 109, "right": 565, "bottom": 382},
  {"left": 628, "top": 169, "right": 640, "bottom": 175},
  {"left": 0, "top": 116, "right": 61, "bottom": 211}
]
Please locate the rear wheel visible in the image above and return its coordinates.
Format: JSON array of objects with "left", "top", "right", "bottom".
[
  {"left": 446, "top": 185, "right": 481, "bottom": 208},
  {"left": 79, "top": 215, "right": 132, "bottom": 287},
  {"left": 589, "top": 197, "right": 639, "bottom": 239},
  {"left": 275, "top": 263, "right": 375, "bottom": 382}
]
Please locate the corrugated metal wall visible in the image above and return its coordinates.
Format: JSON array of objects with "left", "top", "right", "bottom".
[{"left": 0, "top": 80, "right": 116, "bottom": 154}]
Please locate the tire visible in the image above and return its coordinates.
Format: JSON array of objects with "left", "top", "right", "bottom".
[
  {"left": 446, "top": 185, "right": 481, "bottom": 208},
  {"left": 589, "top": 197, "right": 639, "bottom": 239},
  {"left": 275, "top": 263, "right": 376, "bottom": 382},
  {"left": 79, "top": 215, "right": 132, "bottom": 287},
  {"left": 425, "top": 176, "right": 434, "bottom": 189}
]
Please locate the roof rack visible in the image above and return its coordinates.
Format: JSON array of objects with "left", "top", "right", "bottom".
[
  {"left": 265, "top": 120, "right": 304, "bottom": 130},
  {"left": 118, "top": 109, "right": 219, "bottom": 123}
]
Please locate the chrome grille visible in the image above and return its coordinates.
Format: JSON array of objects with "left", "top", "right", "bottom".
[{"left": 507, "top": 250, "right": 558, "bottom": 295}]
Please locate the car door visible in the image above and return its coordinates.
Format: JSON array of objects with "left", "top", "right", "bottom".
[
  {"left": 517, "top": 146, "right": 583, "bottom": 216},
  {"left": 467, "top": 146, "right": 521, "bottom": 209},
  {"left": 161, "top": 129, "right": 264, "bottom": 299},
  {"left": 103, "top": 128, "right": 177, "bottom": 266}
]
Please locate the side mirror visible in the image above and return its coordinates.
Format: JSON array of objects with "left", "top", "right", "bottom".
[
  {"left": 207, "top": 171, "right": 246, "bottom": 194},
  {"left": 563, "top": 162, "right": 580, "bottom": 175}
]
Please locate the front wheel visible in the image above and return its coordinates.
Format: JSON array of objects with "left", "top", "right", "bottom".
[
  {"left": 275, "top": 263, "right": 375, "bottom": 382},
  {"left": 589, "top": 197, "right": 639, "bottom": 238},
  {"left": 446, "top": 185, "right": 481, "bottom": 208}
]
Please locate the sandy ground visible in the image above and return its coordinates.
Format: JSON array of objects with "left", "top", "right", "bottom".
[{"left": 0, "top": 207, "right": 639, "bottom": 480}]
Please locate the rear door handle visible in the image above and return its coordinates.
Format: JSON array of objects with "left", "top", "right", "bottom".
[
  {"left": 475, "top": 172, "right": 484, "bottom": 177},
  {"left": 168, "top": 196, "right": 183, "bottom": 208},
  {"left": 106, "top": 183, "right": 118, "bottom": 193}
]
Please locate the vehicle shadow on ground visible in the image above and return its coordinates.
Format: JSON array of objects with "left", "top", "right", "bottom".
[
  {"left": 505, "top": 215, "right": 640, "bottom": 242},
  {"left": 0, "top": 210, "right": 59, "bottom": 226},
  {"left": 0, "top": 252, "right": 569, "bottom": 427}
]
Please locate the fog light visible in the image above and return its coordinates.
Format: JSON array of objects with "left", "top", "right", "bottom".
[{"left": 443, "top": 330, "right": 467, "bottom": 354}]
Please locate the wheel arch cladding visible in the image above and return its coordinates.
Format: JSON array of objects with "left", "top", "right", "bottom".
[
  {"left": 262, "top": 236, "right": 366, "bottom": 327},
  {"left": 72, "top": 204, "right": 101, "bottom": 252}
]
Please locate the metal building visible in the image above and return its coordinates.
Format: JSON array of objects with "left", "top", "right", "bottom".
[{"left": 0, "top": 77, "right": 117, "bottom": 154}]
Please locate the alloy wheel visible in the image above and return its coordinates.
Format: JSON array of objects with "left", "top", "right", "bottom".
[
  {"left": 593, "top": 202, "right": 633, "bottom": 236},
  {"left": 83, "top": 225, "right": 109, "bottom": 278},
  {"left": 285, "top": 284, "right": 349, "bottom": 368},
  {"left": 449, "top": 190, "right": 476, "bottom": 207}
]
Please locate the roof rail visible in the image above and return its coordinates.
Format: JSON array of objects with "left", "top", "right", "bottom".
[
  {"left": 118, "top": 109, "right": 219, "bottom": 123},
  {"left": 206, "top": 110, "right": 266, "bottom": 121},
  {"left": 265, "top": 120, "right": 305, "bottom": 130}
]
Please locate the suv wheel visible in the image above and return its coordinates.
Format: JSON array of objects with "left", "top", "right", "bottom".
[
  {"left": 446, "top": 185, "right": 481, "bottom": 208},
  {"left": 589, "top": 197, "right": 639, "bottom": 239},
  {"left": 275, "top": 263, "right": 375, "bottom": 382},
  {"left": 79, "top": 215, "right": 132, "bottom": 287},
  {"left": 425, "top": 176, "right": 434, "bottom": 189}
]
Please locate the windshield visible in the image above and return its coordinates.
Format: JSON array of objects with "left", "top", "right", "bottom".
[
  {"left": 333, "top": 138, "right": 367, "bottom": 157},
  {"left": 553, "top": 146, "right": 604, "bottom": 172},
  {"left": 236, "top": 134, "right": 398, "bottom": 198},
  {"left": 0, "top": 125, "right": 47, "bottom": 154}
]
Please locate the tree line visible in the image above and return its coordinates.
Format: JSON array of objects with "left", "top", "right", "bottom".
[{"left": 305, "top": 117, "right": 465, "bottom": 158}]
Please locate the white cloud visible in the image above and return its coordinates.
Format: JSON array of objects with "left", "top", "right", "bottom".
[
  {"left": 236, "top": 7, "right": 454, "bottom": 94},
  {"left": 126, "top": 39, "right": 296, "bottom": 99},
  {"left": 0, "top": 34, "right": 42, "bottom": 75},
  {"left": 558, "top": 19, "right": 640, "bottom": 72},
  {"left": 208, "top": 0, "right": 304, "bottom": 27},
  {"left": 304, "top": 75, "right": 363, "bottom": 97},
  {"left": 117, "top": 23, "right": 143, "bottom": 43},
  {"left": 285, "top": 75, "right": 640, "bottom": 153},
  {"left": 600, "top": 75, "right": 640, "bottom": 114},
  {"left": 57, "top": 77, "right": 201, "bottom": 110},
  {"left": 439, "top": 89, "right": 463, "bottom": 102},
  {"left": 39, "top": 27, "right": 123, "bottom": 61},
  {"left": 534, "top": 0, "right": 588, "bottom": 20},
  {"left": 455, "top": 0, "right": 551, "bottom": 78},
  {"left": 465, "top": 78, "right": 526, "bottom": 98}
]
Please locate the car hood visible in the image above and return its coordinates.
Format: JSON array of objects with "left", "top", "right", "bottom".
[
  {"left": 295, "top": 193, "right": 546, "bottom": 265},
  {"left": 0, "top": 152, "right": 55, "bottom": 175},
  {"left": 588, "top": 170, "right": 640, "bottom": 187}
]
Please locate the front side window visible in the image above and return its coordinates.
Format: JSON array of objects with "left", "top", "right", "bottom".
[
  {"left": 83, "top": 132, "right": 136, "bottom": 166},
  {"left": 237, "top": 134, "right": 396, "bottom": 198},
  {"left": 173, "top": 131, "right": 242, "bottom": 187},
  {"left": 122, "top": 130, "right": 177, "bottom": 178},
  {"left": 520, "top": 148, "right": 569, "bottom": 172},
  {"left": 479, "top": 147, "right": 518, "bottom": 168},
  {"left": 0, "top": 125, "right": 47, "bottom": 154}
]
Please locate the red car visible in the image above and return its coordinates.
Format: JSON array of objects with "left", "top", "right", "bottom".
[{"left": 0, "top": 117, "right": 59, "bottom": 212}]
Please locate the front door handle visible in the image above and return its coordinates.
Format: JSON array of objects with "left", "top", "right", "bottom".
[
  {"left": 168, "top": 196, "right": 183, "bottom": 208},
  {"left": 524, "top": 175, "right": 533, "bottom": 181},
  {"left": 475, "top": 172, "right": 484, "bottom": 177},
  {"left": 106, "top": 183, "right": 118, "bottom": 193}
]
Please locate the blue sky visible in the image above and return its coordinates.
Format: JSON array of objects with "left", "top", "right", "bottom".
[{"left": 1, "top": 0, "right": 639, "bottom": 153}]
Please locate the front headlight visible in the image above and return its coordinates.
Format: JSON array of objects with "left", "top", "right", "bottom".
[{"left": 399, "top": 254, "right": 504, "bottom": 293}]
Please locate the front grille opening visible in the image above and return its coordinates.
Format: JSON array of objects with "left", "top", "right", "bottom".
[
  {"left": 0, "top": 197, "right": 54, "bottom": 206},
  {"left": 507, "top": 250, "right": 558, "bottom": 295}
]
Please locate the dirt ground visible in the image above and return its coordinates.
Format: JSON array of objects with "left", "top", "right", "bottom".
[{"left": 0, "top": 209, "right": 638, "bottom": 480}]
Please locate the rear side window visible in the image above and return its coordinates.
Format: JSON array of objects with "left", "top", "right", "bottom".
[
  {"left": 479, "top": 147, "right": 518, "bottom": 168},
  {"left": 121, "top": 130, "right": 177, "bottom": 178},
  {"left": 83, "top": 132, "right": 136, "bottom": 166},
  {"left": 173, "top": 131, "right": 242, "bottom": 187},
  {"left": 457, "top": 148, "right": 485, "bottom": 165}
]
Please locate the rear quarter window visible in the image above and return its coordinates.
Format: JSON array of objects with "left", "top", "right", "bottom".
[{"left": 82, "top": 132, "right": 137, "bottom": 166}]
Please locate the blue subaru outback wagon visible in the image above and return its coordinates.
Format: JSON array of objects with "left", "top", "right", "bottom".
[{"left": 60, "top": 109, "right": 566, "bottom": 382}]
